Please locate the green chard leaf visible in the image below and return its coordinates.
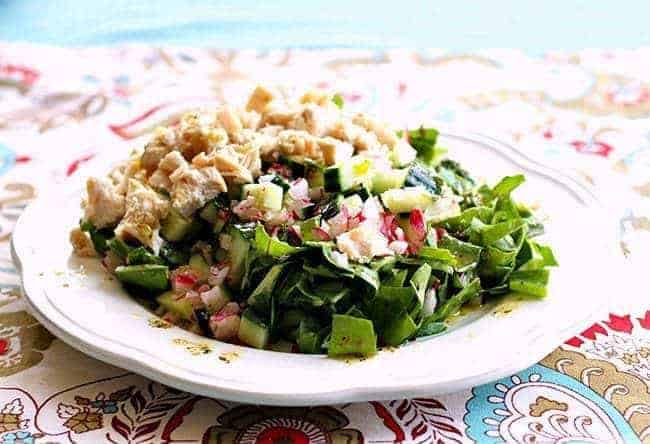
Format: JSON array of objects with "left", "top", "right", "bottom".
[
  {"left": 437, "top": 235, "right": 482, "bottom": 271},
  {"left": 430, "top": 278, "right": 481, "bottom": 322},
  {"left": 408, "top": 127, "right": 445, "bottom": 166},
  {"left": 509, "top": 269, "right": 550, "bottom": 298},
  {"left": 254, "top": 224, "right": 302, "bottom": 257}
]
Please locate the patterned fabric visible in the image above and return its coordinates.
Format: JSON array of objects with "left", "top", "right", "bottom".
[{"left": 1, "top": 44, "right": 649, "bottom": 443}]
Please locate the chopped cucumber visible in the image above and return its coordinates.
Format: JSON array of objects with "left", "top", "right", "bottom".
[
  {"left": 189, "top": 254, "right": 210, "bottom": 281},
  {"left": 269, "top": 174, "right": 291, "bottom": 192},
  {"left": 297, "top": 319, "right": 322, "bottom": 354},
  {"left": 238, "top": 309, "right": 270, "bottom": 349},
  {"left": 372, "top": 169, "right": 408, "bottom": 193},
  {"left": 383, "top": 313, "right": 418, "bottom": 346},
  {"left": 324, "top": 156, "right": 373, "bottom": 192},
  {"left": 199, "top": 202, "right": 219, "bottom": 223},
  {"left": 342, "top": 183, "right": 371, "bottom": 201},
  {"left": 107, "top": 237, "right": 132, "bottom": 259},
  {"left": 278, "top": 154, "right": 306, "bottom": 177},
  {"left": 341, "top": 194, "right": 363, "bottom": 214},
  {"left": 307, "top": 166, "right": 324, "bottom": 188},
  {"left": 156, "top": 291, "right": 193, "bottom": 320},
  {"left": 160, "top": 208, "right": 201, "bottom": 242},
  {"left": 200, "top": 194, "right": 231, "bottom": 224},
  {"left": 390, "top": 141, "right": 417, "bottom": 167},
  {"left": 295, "top": 203, "right": 317, "bottom": 220},
  {"left": 115, "top": 264, "right": 169, "bottom": 292},
  {"left": 242, "top": 183, "right": 284, "bottom": 211},
  {"left": 381, "top": 187, "right": 434, "bottom": 214},
  {"left": 226, "top": 227, "right": 250, "bottom": 288},
  {"left": 328, "top": 314, "right": 377, "bottom": 356}
]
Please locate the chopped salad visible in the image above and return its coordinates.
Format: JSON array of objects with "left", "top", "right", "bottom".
[{"left": 70, "top": 86, "right": 557, "bottom": 357}]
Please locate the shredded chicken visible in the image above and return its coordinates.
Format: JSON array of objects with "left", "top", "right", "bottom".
[
  {"left": 246, "top": 85, "right": 276, "bottom": 113},
  {"left": 73, "top": 85, "right": 410, "bottom": 256},
  {"left": 83, "top": 177, "right": 125, "bottom": 229},
  {"left": 169, "top": 160, "right": 227, "bottom": 217},
  {"left": 351, "top": 113, "right": 400, "bottom": 150},
  {"left": 177, "top": 112, "right": 228, "bottom": 160},
  {"left": 69, "top": 227, "right": 96, "bottom": 257},
  {"left": 141, "top": 126, "right": 177, "bottom": 173},
  {"left": 194, "top": 147, "right": 255, "bottom": 184},
  {"left": 114, "top": 179, "right": 170, "bottom": 249}
]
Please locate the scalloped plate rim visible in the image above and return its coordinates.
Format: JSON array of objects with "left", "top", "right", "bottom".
[{"left": 11, "top": 129, "right": 618, "bottom": 405}]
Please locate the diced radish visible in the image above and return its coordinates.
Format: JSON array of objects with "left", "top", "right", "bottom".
[
  {"left": 212, "top": 302, "right": 240, "bottom": 321},
  {"left": 422, "top": 288, "right": 437, "bottom": 316},
  {"left": 380, "top": 213, "right": 398, "bottom": 240},
  {"left": 361, "top": 197, "right": 382, "bottom": 227},
  {"left": 408, "top": 208, "right": 426, "bottom": 253},
  {"left": 409, "top": 208, "right": 426, "bottom": 236},
  {"left": 289, "top": 178, "right": 309, "bottom": 201},
  {"left": 389, "top": 240, "right": 409, "bottom": 255},
  {"left": 209, "top": 314, "right": 241, "bottom": 340},
  {"left": 263, "top": 208, "right": 290, "bottom": 226},
  {"left": 233, "top": 196, "right": 263, "bottom": 221},
  {"left": 171, "top": 268, "right": 198, "bottom": 293},
  {"left": 312, "top": 227, "right": 331, "bottom": 241},
  {"left": 208, "top": 264, "right": 230, "bottom": 286},
  {"left": 184, "top": 290, "right": 203, "bottom": 308},
  {"left": 267, "top": 163, "right": 292, "bottom": 178},
  {"left": 435, "top": 227, "right": 447, "bottom": 239},
  {"left": 200, "top": 286, "right": 229, "bottom": 311}
]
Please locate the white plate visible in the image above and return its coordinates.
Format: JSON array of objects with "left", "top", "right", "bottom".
[{"left": 12, "top": 131, "right": 618, "bottom": 406}]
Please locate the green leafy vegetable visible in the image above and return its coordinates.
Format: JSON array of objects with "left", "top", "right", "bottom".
[
  {"left": 332, "top": 93, "right": 344, "bottom": 109},
  {"left": 86, "top": 116, "right": 557, "bottom": 358},
  {"left": 408, "top": 127, "right": 446, "bottom": 166},
  {"left": 254, "top": 224, "right": 302, "bottom": 257}
]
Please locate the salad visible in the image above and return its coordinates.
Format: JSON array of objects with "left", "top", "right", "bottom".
[{"left": 70, "top": 86, "right": 557, "bottom": 357}]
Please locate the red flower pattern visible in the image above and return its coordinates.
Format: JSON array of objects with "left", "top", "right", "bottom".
[{"left": 566, "top": 312, "right": 650, "bottom": 348}]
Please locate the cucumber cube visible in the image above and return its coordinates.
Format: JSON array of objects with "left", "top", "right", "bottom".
[
  {"left": 328, "top": 314, "right": 377, "bottom": 357},
  {"left": 238, "top": 309, "right": 270, "bottom": 349},
  {"left": 372, "top": 169, "right": 408, "bottom": 193},
  {"left": 242, "top": 183, "right": 283, "bottom": 211},
  {"left": 381, "top": 187, "right": 434, "bottom": 214},
  {"left": 156, "top": 290, "right": 193, "bottom": 320}
]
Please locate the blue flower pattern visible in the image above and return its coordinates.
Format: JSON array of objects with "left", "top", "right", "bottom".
[{"left": 1, "top": 431, "right": 34, "bottom": 444}]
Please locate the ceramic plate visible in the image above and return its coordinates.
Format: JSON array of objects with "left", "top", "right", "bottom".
[{"left": 12, "top": 130, "right": 618, "bottom": 406}]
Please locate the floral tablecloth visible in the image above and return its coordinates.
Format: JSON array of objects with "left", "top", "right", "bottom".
[{"left": 1, "top": 44, "right": 649, "bottom": 443}]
